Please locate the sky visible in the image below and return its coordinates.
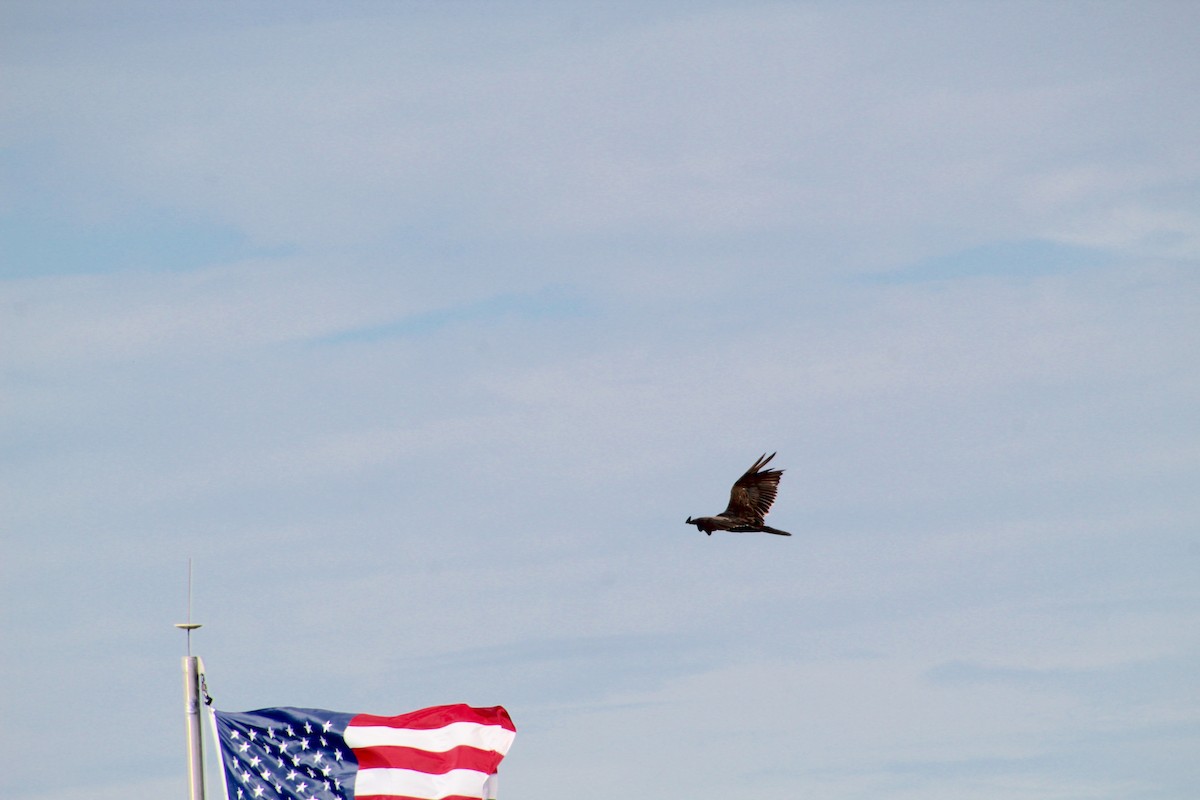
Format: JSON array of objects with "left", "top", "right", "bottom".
[{"left": 2, "top": 2, "right": 1198, "bottom": 799}]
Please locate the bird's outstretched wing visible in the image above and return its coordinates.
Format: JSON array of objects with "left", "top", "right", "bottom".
[{"left": 721, "top": 452, "right": 783, "bottom": 521}]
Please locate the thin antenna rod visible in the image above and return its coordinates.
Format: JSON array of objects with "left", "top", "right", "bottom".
[{"left": 175, "top": 557, "right": 202, "bottom": 654}]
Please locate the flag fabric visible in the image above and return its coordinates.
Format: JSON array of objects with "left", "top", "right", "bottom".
[{"left": 213, "top": 704, "right": 515, "bottom": 800}]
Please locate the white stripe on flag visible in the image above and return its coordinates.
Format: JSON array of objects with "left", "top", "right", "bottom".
[
  {"left": 346, "top": 720, "right": 516, "bottom": 753},
  {"left": 355, "top": 767, "right": 493, "bottom": 798}
]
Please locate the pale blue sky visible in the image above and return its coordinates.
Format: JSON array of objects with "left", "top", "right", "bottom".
[{"left": 2, "top": 3, "right": 1198, "bottom": 799}]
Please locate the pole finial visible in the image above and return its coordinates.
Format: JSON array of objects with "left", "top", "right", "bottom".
[{"left": 174, "top": 558, "right": 202, "bottom": 655}]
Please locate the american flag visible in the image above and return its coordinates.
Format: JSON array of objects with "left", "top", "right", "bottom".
[{"left": 212, "top": 704, "right": 515, "bottom": 800}]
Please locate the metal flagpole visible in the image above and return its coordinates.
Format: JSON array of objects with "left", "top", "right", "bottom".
[
  {"left": 180, "top": 652, "right": 205, "bottom": 800},
  {"left": 176, "top": 558, "right": 205, "bottom": 800}
]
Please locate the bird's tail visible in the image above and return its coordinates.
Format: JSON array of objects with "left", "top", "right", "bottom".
[{"left": 759, "top": 525, "right": 792, "bottom": 536}]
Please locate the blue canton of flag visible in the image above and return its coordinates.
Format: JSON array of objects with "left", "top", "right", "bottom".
[{"left": 213, "top": 707, "right": 358, "bottom": 800}]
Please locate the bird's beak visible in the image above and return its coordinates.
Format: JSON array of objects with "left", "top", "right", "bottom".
[{"left": 685, "top": 516, "right": 693, "bottom": 525}]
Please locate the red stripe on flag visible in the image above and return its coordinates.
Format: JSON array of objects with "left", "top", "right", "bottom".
[
  {"left": 349, "top": 704, "right": 515, "bottom": 732},
  {"left": 354, "top": 745, "right": 505, "bottom": 775}
]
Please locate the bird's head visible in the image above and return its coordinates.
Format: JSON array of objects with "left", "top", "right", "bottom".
[{"left": 685, "top": 516, "right": 694, "bottom": 526}]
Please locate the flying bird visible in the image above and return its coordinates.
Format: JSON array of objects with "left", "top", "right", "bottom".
[{"left": 686, "top": 452, "right": 791, "bottom": 536}]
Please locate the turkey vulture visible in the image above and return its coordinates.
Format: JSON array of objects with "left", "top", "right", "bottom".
[{"left": 686, "top": 452, "right": 791, "bottom": 536}]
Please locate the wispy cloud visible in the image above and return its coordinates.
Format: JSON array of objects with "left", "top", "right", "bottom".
[
  {"left": 866, "top": 239, "right": 1116, "bottom": 283},
  {"left": 311, "top": 286, "right": 591, "bottom": 345}
]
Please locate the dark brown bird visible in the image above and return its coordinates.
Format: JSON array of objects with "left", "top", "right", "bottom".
[{"left": 686, "top": 452, "right": 792, "bottom": 536}]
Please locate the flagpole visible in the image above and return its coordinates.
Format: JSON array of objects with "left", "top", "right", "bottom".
[
  {"left": 176, "top": 557, "right": 205, "bottom": 800},
  {"left": 180, "top": 652, "right": 206, "bottom": 800}
]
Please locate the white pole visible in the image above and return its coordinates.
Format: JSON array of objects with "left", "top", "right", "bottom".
[
  {"left": 182, "top": 654, "right": 206, "bottom": 800},
  {"left": 176, "top": 558, "right": 205, "bottom": 800}
]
